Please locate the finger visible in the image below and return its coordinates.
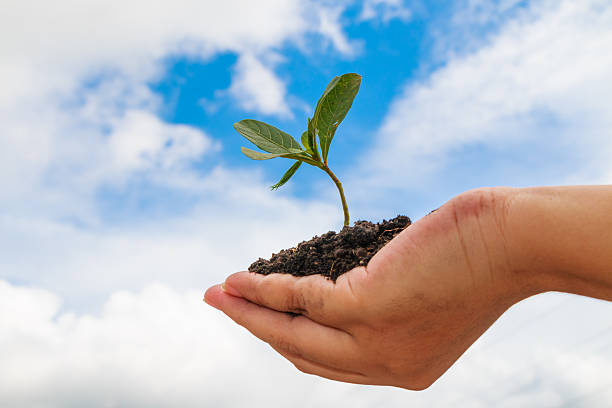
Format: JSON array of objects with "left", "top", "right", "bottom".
[
  {"left": 272, "top": 345, "right": 372, "bottom": 385},
  {"left": 223, "top": 270, "right": 362, "bottom": 326},
  {"left": 205, "top": 284, "right": 360, "bottom": 370}
]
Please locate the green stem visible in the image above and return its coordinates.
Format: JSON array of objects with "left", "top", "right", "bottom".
[{"left": 322, "top": 165, "right": 350, "bottom": 227}]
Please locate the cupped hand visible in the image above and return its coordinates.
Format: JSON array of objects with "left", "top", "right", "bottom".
[{"left": 204, "top": 188, "right": 535, "bottom": 390}]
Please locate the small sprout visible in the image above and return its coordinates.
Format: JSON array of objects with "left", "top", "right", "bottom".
[{"left": 233, "top": 73, "right": 361, "bottom": 227}]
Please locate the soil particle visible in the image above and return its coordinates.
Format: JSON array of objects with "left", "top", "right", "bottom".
[{"left": 248, "top": 215, "right": 411, "bottom": 281}]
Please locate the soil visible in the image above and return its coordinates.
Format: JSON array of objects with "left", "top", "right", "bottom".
[{"left": 248, "top": 215, "right": 411, "bottom": 281}]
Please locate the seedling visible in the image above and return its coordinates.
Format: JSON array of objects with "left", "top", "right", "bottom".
[
  {"left": 233, "top": 73, "right": 361, "bottom": 227},
  {"left": 233, "top": 73, "right": 410, "bottom": 281}
]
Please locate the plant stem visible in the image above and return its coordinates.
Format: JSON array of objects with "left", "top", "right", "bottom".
[{"left": 322, "top": 165, "right": 350, "bottom": 227}]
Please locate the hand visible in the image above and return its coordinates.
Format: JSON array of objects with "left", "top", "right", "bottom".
[{"left": 204, "top": 188, "right": 535, "bottom": 389}]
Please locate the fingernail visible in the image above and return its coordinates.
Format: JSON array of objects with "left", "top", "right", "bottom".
[
  {"left": 222, "top": 282, "right": 242, "bottom": 297},
  {"left": 203, "top": 289, "right": 221, "bottom": 310},
  {"left": 203, "top": 296, "right": 218, "bottom": 309}
]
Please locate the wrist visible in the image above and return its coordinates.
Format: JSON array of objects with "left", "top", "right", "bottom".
[
  {"left": 504, "top": 186, "right": 612, "bottom": 301},
  {"left": 502, "top": 187, "right": 561, "bottom": 296},
  {"left": 444, "top": 187, "right": 543, "bottom": 304}
]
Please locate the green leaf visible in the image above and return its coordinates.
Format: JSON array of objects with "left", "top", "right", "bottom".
[
  {"left": 240, "top": 146, "right": 293, "bottom": 160},
  {"left": 241, "top": 147, "right": 320, "bottom": 167},
  {"left": 301, "top": 130, "right": 314, "bottom": 155},
  {"left": 321, "top": 76, "right": 341, "bottom": 97},
  {"left": 312, "top": 73, "right": 361, "bottom": 162},
  {"left": 307, "top": 117, "right": 319, "bottom": 161},
  {"left": 234, "top": 119, "right": 303, "bottom": 154},
  {"left": 270, "top": 161, "right": 302, "bottom": 190}
]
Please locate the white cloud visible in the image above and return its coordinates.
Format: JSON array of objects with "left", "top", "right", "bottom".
[
  {"left": 107, "top": 110, "right": 217, "bottom": 176},
  {"left": 316, "top": 5, "right": 363, "bottom": 57},
  {"left": 0, "top": 1, "right": 304, "bottom": 104},
  {"left": 0, "top": 0, "right": 361, "bottom": 121},
  {"left": 225, "top": 53, "right": 293, "bottom": 118},
  {"left": 358, "top": 0, "right": 612, "bottom": 191},
  {"left": 0, "top": 163, "right": 339, "bottom": 308},
  {"left": 1, "top": 281, "right": 611, "bottom": 407},
  {"left": 0, "top": 93, "right": 218, "bottom": 223},
  {"left": 0, "top": 281, "right": 295, "bottom": 407},
  {"left": 450, "top": 0, "right": 528, "bottom": 28},
  {"left": 359, "top": 0, "right": 412, "bottom": 23}
]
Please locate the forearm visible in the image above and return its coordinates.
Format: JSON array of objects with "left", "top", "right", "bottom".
[{"left": 506, "top": 185, "right": 612, "bottom": 301}]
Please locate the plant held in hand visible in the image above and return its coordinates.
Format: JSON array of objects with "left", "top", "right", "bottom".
[
  {"left": 232, "top": 73, "right": 410, "bottom": 281},
  {"left": 233, "top": 73, "right": 361, "bottom": 227}
]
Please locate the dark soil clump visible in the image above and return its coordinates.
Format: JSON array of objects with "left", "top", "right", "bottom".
[{"left": 249, "top": 215, "right": 411, "bottom": 281}]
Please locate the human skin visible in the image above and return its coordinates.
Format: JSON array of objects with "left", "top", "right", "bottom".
[{"left": 204, "top": 186, "right": 612, "bottom": 390}]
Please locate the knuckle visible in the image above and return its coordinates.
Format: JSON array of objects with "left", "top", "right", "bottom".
[
  {"left": 335, "top": 271, "right": 361, "bottom": 308},
  {"left": 258, "top": 275, "right": 311, "bottom": 314},
  {"left": 287, "top": 289, "right": 308, "bottom": 315},
  {"left": 451, "top": 187, "right": 499, "bottom": 220},
  {"left": 450, "top": 187, "right": 514, "bottom": 227},
  {"left": 291, "top": 278, "right": 325, "bottom": 315}
]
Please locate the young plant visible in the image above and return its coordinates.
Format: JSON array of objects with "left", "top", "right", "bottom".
[{"left": 233, "top": 73, "right": 361, "bottom": 227}]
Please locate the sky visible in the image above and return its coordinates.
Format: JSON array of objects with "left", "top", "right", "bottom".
[{"left": 1, "top": 0, "right": 612, "bottom": 406}]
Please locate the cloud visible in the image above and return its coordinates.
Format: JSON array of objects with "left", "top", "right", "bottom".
[
  {"left": 316, "top": 5, "right": 363, "bottom": 57},
  {"left": 0, "top": 164, "right": 340, "bottom": 309},
  {"left": 0, "top": 0, "right": 363, "bottom": 122},
  {"left": 358, "top": 0, "right": 612, "bottom": 192},
  {"left": 0, "top": 280, "right": 298, "bottom": 407},
  {"left": 107, "top": 110, "right": 218, "bottom": 177},
  {"left": 1, "top": 280, "right": 611, "bottom": 407},
  {"left": 359, "top": 0, "right": 412, "bottom": 23},
  {"left": 0, "top": 89, "right": 219, "bottom": 223},
  {"left": 225, "top": 53, "right": 293, "bottom": 118},
  {"left": 0, "top": 1, "right": 307, "bottom": 102}
]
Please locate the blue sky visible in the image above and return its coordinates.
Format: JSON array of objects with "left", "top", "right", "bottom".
[{"left": 1, "top": 0, "right": 612, "bottom": 406}]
